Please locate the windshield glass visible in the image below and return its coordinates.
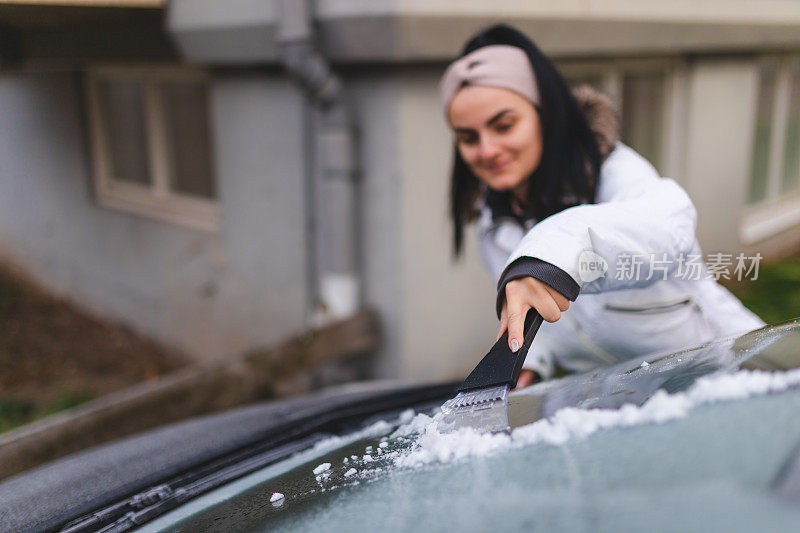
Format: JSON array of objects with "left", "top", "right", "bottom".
[{"left": 140, "top": 320, "right": 800, "bottom": 532}]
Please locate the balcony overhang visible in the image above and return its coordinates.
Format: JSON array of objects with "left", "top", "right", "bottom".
[
  {"left": 167, "top": 0, "right": 800, "bottom": 66},
  {"left": 5, "top": 0, "right": 800, "bottom": 68}
]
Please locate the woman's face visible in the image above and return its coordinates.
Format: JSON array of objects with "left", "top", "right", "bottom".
[{"left": 447, "top": 86, "right": 542, "bottom": 197}]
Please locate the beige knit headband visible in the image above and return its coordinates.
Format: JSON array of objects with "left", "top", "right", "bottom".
[{"left": 439, "top": 45, "right": 540, "bottom": 115}]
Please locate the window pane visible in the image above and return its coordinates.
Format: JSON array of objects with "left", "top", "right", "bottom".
[
  {"left": 749, "top": 64, "right": 776, "bottom": 204},
  {"left": 161, "top": 82, "right": 216, "bottom": 199},
  {"left": 621, "top": 72, "right": 665, "bottom": 170},
  {"left": 98, "top": 79, "right": 151, "bottom": 186},
  {"left": 781, "top": 62, "right": 800, "bottom": 195}
]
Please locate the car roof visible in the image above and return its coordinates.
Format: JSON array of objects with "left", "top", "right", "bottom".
[
  {"left": 147, "top": 321, "right": 800, "bottom": 532},
  {"left": 5, "top": 319, "right": 800, "bottom": 532},
  {"left": 0, "top": 381, "right": 455, "bottom": 533}
]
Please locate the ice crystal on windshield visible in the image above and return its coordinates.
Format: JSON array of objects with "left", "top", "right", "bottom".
[{"left": 313, "top": 463, "right": 331, "bottom": 475}]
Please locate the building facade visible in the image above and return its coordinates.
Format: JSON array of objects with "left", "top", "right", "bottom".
[{"left": 2, "top": 0, "right": 800, "bottom": 381}]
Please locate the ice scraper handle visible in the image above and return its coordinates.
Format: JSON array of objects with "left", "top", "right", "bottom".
[{"left": 457, "top": 309, "right": 544, "bottom": 393}]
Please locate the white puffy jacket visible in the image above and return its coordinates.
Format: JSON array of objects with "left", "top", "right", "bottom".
[{"left": 479, "top": 143, "right": 765, "bottom": 379}]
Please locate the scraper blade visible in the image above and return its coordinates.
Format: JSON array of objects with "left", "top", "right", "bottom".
[
  {"left": 438, "top": 309, "right": 543, "bottom": 434},
  {"left": 438, "top": 384, "right": 510, "bottom": 434}
]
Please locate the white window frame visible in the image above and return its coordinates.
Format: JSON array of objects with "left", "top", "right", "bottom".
[
  {"left": 740, "top": 55, "right": 800, "bottom": 244},
  {"left": 558, "top": 57, "right": 687, "bottom": 181},
  {"left": 86, "top": 66, "right": 219, "bottom": 232}
]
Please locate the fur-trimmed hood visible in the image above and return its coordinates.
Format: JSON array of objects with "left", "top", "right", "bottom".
[{"left": 572, "top": 84, "right": 620, "bottom": 161}]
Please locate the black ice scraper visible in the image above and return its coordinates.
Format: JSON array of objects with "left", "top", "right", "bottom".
[{"left": 439, "top": 309, "right": 544, "bottom": 434}]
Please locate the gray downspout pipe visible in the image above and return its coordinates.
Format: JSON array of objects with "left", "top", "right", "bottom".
[{"left": 275, "top": 0, "right": 361, "bottom": 322}]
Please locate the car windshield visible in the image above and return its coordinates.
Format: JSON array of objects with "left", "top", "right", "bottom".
[{"left": 139, "top": 320, "right": 800, "bottom": 533}]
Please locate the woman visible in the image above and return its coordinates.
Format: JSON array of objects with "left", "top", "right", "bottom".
[{"left": 441, "top": 24, "right": 764, "bottom": 387}]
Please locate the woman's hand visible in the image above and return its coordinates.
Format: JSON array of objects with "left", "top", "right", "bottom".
[{"left": 497, "top": 276, "right": 570, "bottom": 353}]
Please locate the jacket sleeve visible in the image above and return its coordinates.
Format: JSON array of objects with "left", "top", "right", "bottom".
[{"left": 499, "top": 144, "right": 698, "bottom": 300}]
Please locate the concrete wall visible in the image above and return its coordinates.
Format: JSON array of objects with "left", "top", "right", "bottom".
[
  {"left": 395, "top": 67, "right": 498, "bottom": 381},
  {"left": 682, "top": 60, "right": 759, "bottom": 254},
  {"left": 0, "top": 72, "right": 307, "bottom": 362},
  {"left": 348, "top": 73, "right": 404, "bottom": 378},
  {"left": 349, "top": 68, "right": 497, "bottom": 381}
]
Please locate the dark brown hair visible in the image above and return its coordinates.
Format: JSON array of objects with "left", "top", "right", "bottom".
[{"left": 450, "top": 24, "right": 601, "bottom": 256}]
